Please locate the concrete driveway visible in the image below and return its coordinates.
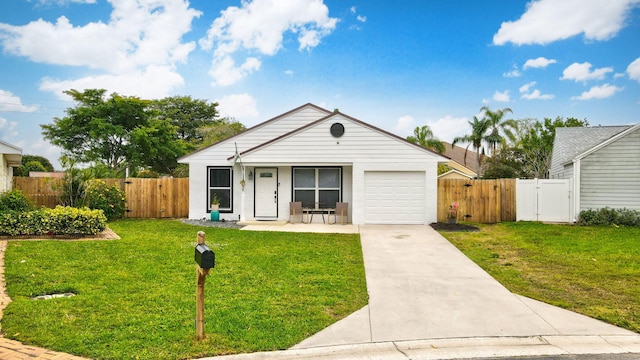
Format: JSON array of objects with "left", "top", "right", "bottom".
[
  {"left": 206, "top": 224, "right": 640, "bottom": 359},
  {"left": 293, "top": 225, "right": 640, "bottom": 350}
]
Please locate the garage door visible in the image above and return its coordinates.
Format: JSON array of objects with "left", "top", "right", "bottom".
[{"left": 364, "top": 171, "right": 426, "bottom": 224}]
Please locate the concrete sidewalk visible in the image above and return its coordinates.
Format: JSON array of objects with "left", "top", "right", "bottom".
[{"left": 204, "top": 225, "right": 640, "bottom": 359}]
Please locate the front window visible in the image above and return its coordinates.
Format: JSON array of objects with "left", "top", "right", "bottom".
[
  {"left": 208, "top": 167, "right": 232, "bottom": 212},
  {"left": 293, "top": 167, "right": 341, "bottom": 208}
]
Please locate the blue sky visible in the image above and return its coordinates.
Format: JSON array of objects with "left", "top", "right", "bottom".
[{"left": 1, "top": 0, "right": 639, "bottom": 169}]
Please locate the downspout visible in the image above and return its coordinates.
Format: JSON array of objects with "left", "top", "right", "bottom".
[{"left": 573, "top": 158, "right": 580, "bottom": 223}]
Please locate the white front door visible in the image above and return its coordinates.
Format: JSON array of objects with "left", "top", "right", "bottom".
[{"left": 254, "top": 168, "right": 278, "bottom": 218}]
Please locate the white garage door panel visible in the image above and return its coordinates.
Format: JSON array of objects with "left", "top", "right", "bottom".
[{"left": 364, "top": 171, "right": 425, "bottom": 224}]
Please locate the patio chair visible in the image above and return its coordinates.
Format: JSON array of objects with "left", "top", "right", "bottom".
[
  {"left": 289, "top": 202, "right": 306, "bottom": 223},
  {"left": 333, "top": 202, "right": 349, "bottom": 224}
]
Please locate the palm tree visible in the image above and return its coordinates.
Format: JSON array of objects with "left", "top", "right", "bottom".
[
  {"left": 406, "top": 125, "right": 445, "bottom": 154},
  {"left": 480, "top": 106, "right": 518, "bottom": 154},
  {"left": 452, "top": 116, "right": 490, "bottom": 172}
]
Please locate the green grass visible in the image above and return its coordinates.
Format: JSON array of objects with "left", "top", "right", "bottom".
[
  {"left": 3, "top": 219, "right": 367, "bottom": 359},
  {"left": 440, "top": 222, "right": 640, "bottom": 333}
]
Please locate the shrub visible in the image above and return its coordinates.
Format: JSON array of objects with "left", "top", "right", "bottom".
[
  {"left": 46, "top": 206, "right": 107, "bottom": 235},
  {"left": 0, "top": 206, "right": 106, "bottom": 236},
  {"left": 85, "top": 180, "right": 127, "bottom": 221},
  {"left": 135, "top": 169, "right": 160, "bottom": 178},
  {"left": 0, "top": 190, "right": 34, "bottom": 213},
  {"left": 577, "top": 207, "right": 640, "bottom": 227}
]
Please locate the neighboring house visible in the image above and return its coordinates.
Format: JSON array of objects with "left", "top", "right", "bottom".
[
  {"left": 549, "top": 124, "right": 640, "bottom": 217},
  {"left": 0, "top": 140, "right": 22, "bottom": 192},
  {"left": 179, "top": 103, "right": 448, "bottom": 225},
  {"left": 441, "top": 141, "right": 481, "bottom": 178}
]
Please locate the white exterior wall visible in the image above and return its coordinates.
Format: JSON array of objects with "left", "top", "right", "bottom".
[
  {"left": 0, "top": 155, "right": 8, "bottom": 192},
  {"left": 579, "top": 128, "right": 640, "bottom": 211},
  {"left": 182, "top": 108, "right": 445, "bottom": 224},
  {"left": 183, "top": 106, "right": 330, "bottom": 220}
]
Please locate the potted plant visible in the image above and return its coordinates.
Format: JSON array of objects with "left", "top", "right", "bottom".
[
  {"left": 211, "top": 194, "right": 220, "bottom": 211},
  {"left": 447, "top": 201, "right": 459, "bottom": 224}
]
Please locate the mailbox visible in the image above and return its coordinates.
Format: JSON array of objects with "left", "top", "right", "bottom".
[{"left": 195, "top": 244, "right": 215, "bottom": 269}]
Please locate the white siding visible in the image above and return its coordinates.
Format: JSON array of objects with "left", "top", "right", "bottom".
[
  {"left": 580, "top": 128, "right": 640, "bottom": 211},
  {"left": 184, "top": 105, "right": 329, "bottom": 219},
  {"left": 241, "top": 115, "right": 438, "bottom": 165},
  {"left": 0, "top": 155, "right": 8, "bottom": 192}
]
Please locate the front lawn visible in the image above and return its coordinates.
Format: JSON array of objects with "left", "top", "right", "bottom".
[
  {"left": 440, "top": 222, "right": 640, "bottom": 333},
  {"left": 3, "top": 219, "right": 367, "bottom": 359}
]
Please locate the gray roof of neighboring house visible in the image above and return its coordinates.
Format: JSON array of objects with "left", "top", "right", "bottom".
[
  {"left": 441, "top": 141, "right": 484, "bottom": 174},
  {"left": 550, "top": 126, "right": 632, "bottom": 169}
]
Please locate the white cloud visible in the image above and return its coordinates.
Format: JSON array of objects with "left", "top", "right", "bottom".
[
  {"left": 199, "top": 0, "right": 337, "bottom": 86},
  {"left": 493, "top": 90, "right": 511, "bottom": 102},
  {"left": 560, "top": 62, "right": 614, "bottom": 82},
  {"left": 0, "top": 0, "right": 201, "bottom": 97},
  {"left": 493, "top": 0, "right": 640, "bottom": 45},
  {"left": 0, "top": 90, "right": 39, "bottom": 112},
  {"left": 519, "top": 82, "right": 536, "bottom": 93},
  {"left": 357, "top": 15, "right": 367, "bottom": 23},
  {"left": 285, "top": 70, "right": 294, "bottom": 76},
  {"left": 394, "top": 115, "right": 415, "bottom": 135},
  {"left": 628, "top": 57, "right": 640, "bottom": 82},
  {"left": 208, "top": 56, "right": 262, "bottom": 87},
  {"left": 523, "top": 57, "right": 556, "bottom": 69},
  {"left": 503, "top": 65, "right": 521, "bottom": 78},
  {"left": 350, "top": 6, "right": 356, "bottom": 14},
  {"left": 522, "top": 89, "right": 554, "bottom": 100},
  {"left": 518, "top": 81, "right": 554, "bottom": 100},
  {"left": 215, "top": 93, "right": 259, "bottom": 119},
  {"left": 0, "top": 117, "right": 18, "bottom": 138},
  {"left": 571, "top": 84, "right": 622, "bottom": 100},
  {"left": 40, "top": 65, "right": 185, "bottom": 99},
  {"left": 426, "top": 115, "right": 469, "bottom": 143}
]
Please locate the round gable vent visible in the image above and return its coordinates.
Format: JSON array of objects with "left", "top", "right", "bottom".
[{"left": 330, "top": 123, "right": 345, "bottom": 138}]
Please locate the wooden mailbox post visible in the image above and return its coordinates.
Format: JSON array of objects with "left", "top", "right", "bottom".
[{"left": 194, "top": 231, "right": 215, "bottom": 340}]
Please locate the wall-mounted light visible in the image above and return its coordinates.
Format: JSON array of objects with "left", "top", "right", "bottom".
[{"left": 248, "top": 170, "right": 253, "bottom": 180}]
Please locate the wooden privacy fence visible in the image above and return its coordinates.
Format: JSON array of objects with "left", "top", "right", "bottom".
[
  {"left": 437, "top": 178, "right": 516, "bottom": 223},
  {"left": 13, "top": 177, "right": 189, "bottom": 218},
  {"left": 15, "top": 177, "right": 515, "bottom": 223}
]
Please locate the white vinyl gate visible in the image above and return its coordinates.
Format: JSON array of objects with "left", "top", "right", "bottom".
[{"left": 516, "top": 178, "right": 573, "bottom": 222}]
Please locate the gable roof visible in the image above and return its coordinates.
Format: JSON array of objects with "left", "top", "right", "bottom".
[
  {"left": 550, "top": 125, "right": 632, "bottom": 168},
  {"left": 441, "top": 141, "right": 483, "bottom": 174},
  {"left": 179, "top": 103, "right": 331, "bottom": 162},
  {"left": 230, "top": 110, "right": 449, "bottom": 161}
]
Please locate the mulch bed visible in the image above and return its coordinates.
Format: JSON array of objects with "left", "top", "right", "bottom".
[
  {"left": 0, "top": 227, "right": 120, "bottom": 241},
  {"left": 430, "top": 222, "right": 480, "bottom": 232}
]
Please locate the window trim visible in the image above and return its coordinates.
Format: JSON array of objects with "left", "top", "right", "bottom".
[
  {"left": 292, "top": 166, "right": 342, "bottom": 209},
  {"left": 207, "top": 166, "right": 233, "bottom": 213}
]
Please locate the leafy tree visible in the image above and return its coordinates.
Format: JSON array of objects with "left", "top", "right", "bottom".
[
  {"left": 151, "top": 96, "right": 220, "bottom": 146},
  {"left": 453, "top": 116, "right": 490, "bottom": 172},
  {"left": 41, "top": 89, "right": 187, "bottom": 175},
  {"left": 406, "top": 125, "right": 445, "bottom": 154},
  {"left": 197, "top": 118, "right": 246, "bottom": 148},
  {"left": 482, "top": 116, "right": 589, "bottom": 179},
  {"left": 13, "top": 155, "right": 55, "bottom": 176}
]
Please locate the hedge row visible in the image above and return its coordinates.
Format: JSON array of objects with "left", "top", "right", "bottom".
[
  {"left": 0, "top": 206, "right": 107, "bottom": 236},
  {"left": 577, "top": 208, "right": 640, "bottom": 227}
]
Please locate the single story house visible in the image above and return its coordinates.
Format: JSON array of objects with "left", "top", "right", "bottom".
[
  {"left": 549, "top": 124, "right": 640, "bottom": 217},
  {"left": 0, "top": 140, "right": 22, "bottom": 192},
  {"left": 179, "top": 103, "right": 448, "bottom": 224}
]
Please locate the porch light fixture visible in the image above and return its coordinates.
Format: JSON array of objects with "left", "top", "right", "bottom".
[{"left": 248, "top": 170, "right": 253, "bottom": 180}]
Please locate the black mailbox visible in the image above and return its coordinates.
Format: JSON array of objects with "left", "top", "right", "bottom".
[{"left": 195, "top": 244, "right": 215, "bottom": 269}]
